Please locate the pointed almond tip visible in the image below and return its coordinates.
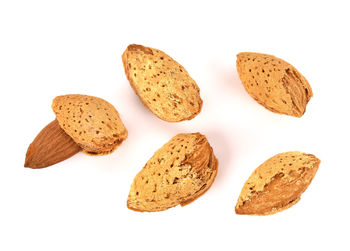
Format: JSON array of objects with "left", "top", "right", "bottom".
[
  {"left": 24, "top": 148, "right": 34, "bottom": 168},
  {"left": 235, "top": 205, "right": 243, "bottom": 215},
  {"left": 292, "top": 107, "right": 306, "bottom": 118},
  {"left": 126, "top": 201, "right": 131, "bottom": 210},
  {"left": 24, "top": 158, "right": 45, "bottom": 169},
  {"left": 292, "top": 111, "right": 303, "bottom": 118},
  {"left": 126, "top": 201, "right": 142, "bottom": 212}
]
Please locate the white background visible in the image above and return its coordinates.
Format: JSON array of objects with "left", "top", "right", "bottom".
[{"left": 0, "top": 0, "right": 349, "bottom": 250}]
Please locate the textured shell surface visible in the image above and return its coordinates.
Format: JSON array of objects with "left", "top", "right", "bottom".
[
  {"left": 122, "top": 44, "right": 203, "bottom": 122},
  {"left": 235, "top": 151, "right": 320, "bottom": 215},
  {"left": 236, "top": 52, "right": 313, "bottom": 117},
  {"left": 52, "top": 94, "right": 128, "bottom": 155},
  {"left": 127, "top": 133, "right": 218, "bottom": 212}
]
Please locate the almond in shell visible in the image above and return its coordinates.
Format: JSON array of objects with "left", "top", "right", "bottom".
[
  {"left": 236, "top": 52, "right": 313, "bottom": 117},
  {"left": 127, "top": 133, "right": 218, "bottom": 212},
  {"left": 235, "top": 151, "right": 320, "bottom": 215},
  {"left": 122, "top": 44, "right": 203, "bottom": 122},
  {"left": 52, "top": 94, "right": 128, "bottom": 155}
]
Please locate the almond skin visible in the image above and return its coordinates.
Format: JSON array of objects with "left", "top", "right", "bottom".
[
  {"left": 235, "top": 151, "right": 320, "bottom": 215},
  {"left": 24, "top": 120, "right": 81, "bottom": 169},
  {"left": 122, "top": 44, "right": 203, "bottom": 122},
  {"left": 127, "top": 133, "right": 218, "bottom": 212},
  {"left": 236, "top": 52, "right": 313, "bottom": 117}
]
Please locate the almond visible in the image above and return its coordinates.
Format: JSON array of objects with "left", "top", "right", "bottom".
[
  {"left": 52, "top": 94, "right": 128, "bottom": 155},
  {"left": 235, "top": 151, "right": 320, "bottom": 215},
  {"left": 25, "top": 94, "right": 128, "bottom": 168},
  {"left": 236, "top": 52, "right": 313, "bottom": 117},
  {"left": 24, "top": 120, "right": 81, "bottom": 169},
  {"left": 127, "top": 133, "right": 218, "bottom": 212},
  {"left": 122, "top": 44, "right": 203, "bottom": 122}
]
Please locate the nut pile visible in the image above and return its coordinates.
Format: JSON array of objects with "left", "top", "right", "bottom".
[{"left": 25, "top": 44, "right": 320, "bottom": 215}]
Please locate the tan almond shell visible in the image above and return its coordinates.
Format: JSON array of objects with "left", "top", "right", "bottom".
[
  {"left": 236, "top": 52, "right": 313, "bottom": 117},
  {"left": 235, "top": 151, "right": 320, "bottom": 215},
  {"left": 127, "top": 133, "right": 218, "bottom": 212},
  {"left": 52, "top": 94, "right": 128, "bottom": 155},
  {"left": 122, "top": 44, "right": 203, "bottom": 122}
]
